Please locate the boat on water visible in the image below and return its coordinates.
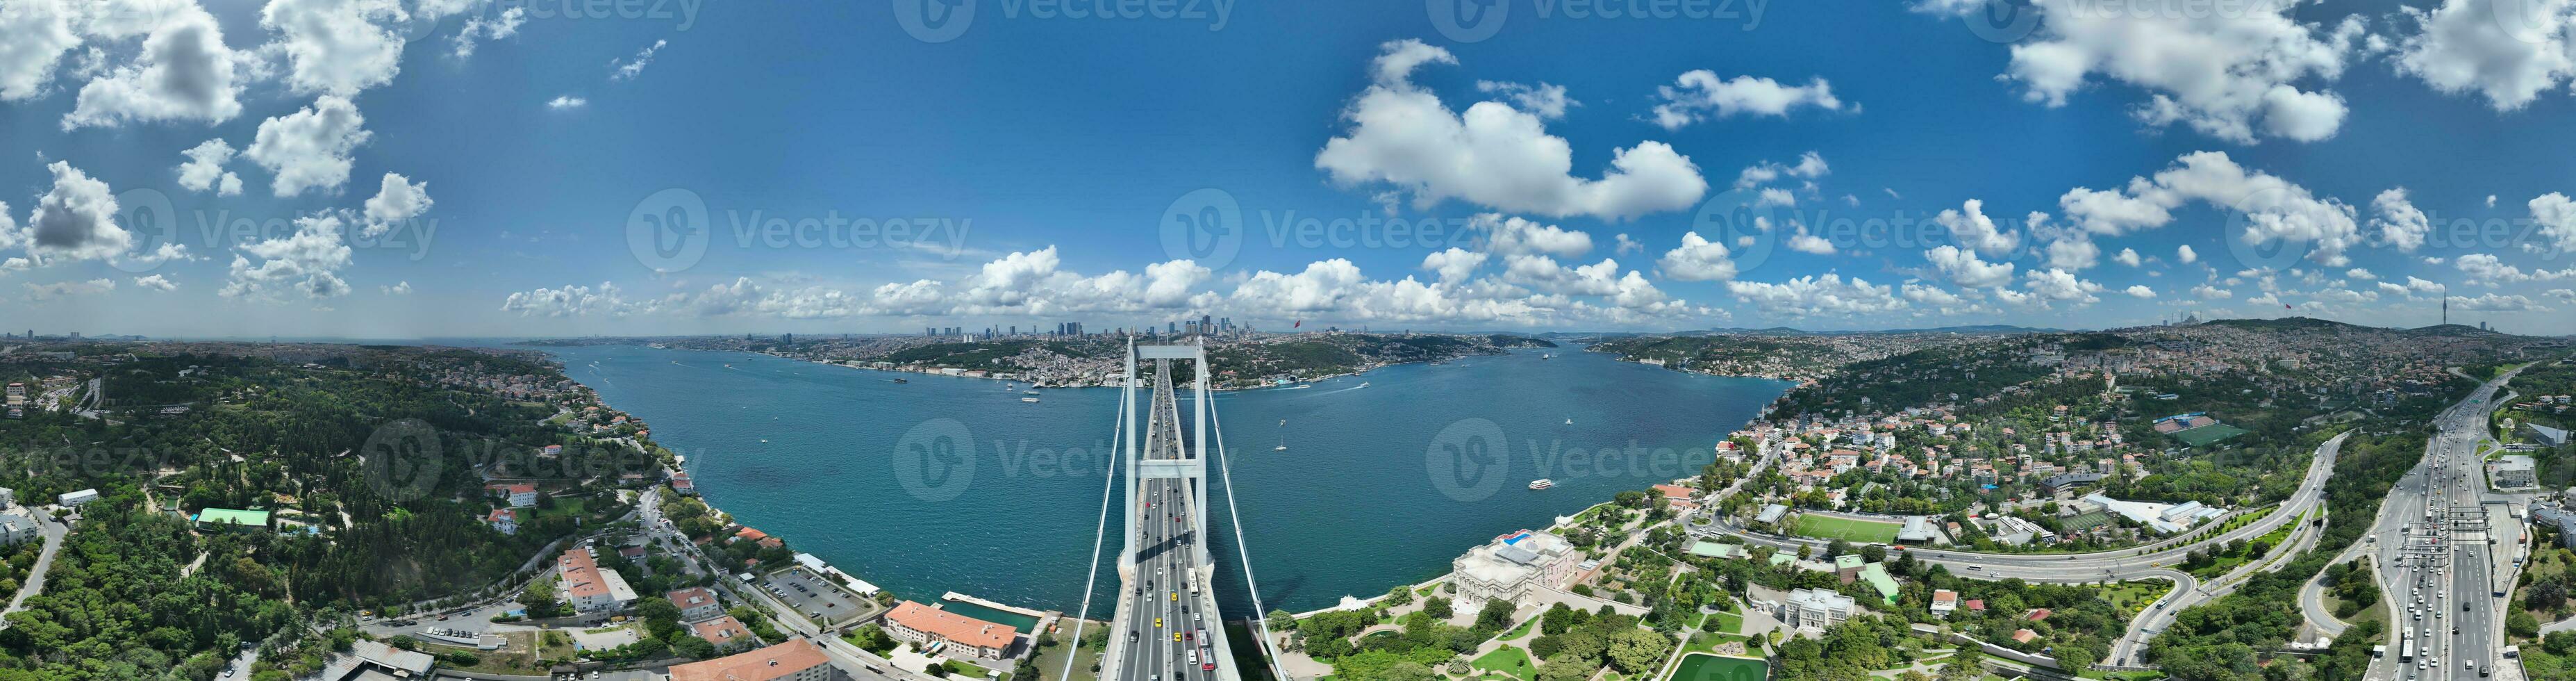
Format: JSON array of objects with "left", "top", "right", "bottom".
[
  {"left": 1564, "top": 418, "right": 1572, "bottom": 425},
  {"left": 1528, "top": 479, "right": 1554, "bottom": 490},
  {"left": 1274, "top": 419, "right": 1288, "bottom": 452},
  {"left": 1541, "top": 354, "right": 1553, "bottom": 359},
  {"left": 1021, "top": 397, "right": 1040, "bottom": 403},
  {"left": 1357, "top": 381, "right": 1370, "bottom": 388},
  {"left": 1024, "top": 390, "right": 1040, "bottom": 395},
  {"left": 892, "top": 377, "right": 909, "bottom": 384}
]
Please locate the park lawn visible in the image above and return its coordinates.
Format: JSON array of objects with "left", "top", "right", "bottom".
[
  {"left": 1710, "top": 612, "right": 1743, "bottom": 634},
  {"left": 419, "top": 634, "right": 547, "bottom": 676},
  {"left": 1790, "top": 515, "right": 1902, "bottom": 543},
  {"left": 949, "top": 659, "right": 1011, "bottom": 681},
  {"left": 1500, "top": 616, "right": 1539, "bottom": 641},
  {"left": 1472, "top": 646, "right": 1536, "bottom": 681},
  {"left": 1028, "top": 621, "right": 1105, "bottom": 681},
  {"left": 2099, "top": 580, "right": 2173, "bottom": 614},
  {"left": 1679, "top": 632, "right": 1752, "bottom": 656}
]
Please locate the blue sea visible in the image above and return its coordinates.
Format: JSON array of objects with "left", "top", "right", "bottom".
[{"left": 538, "top": 343, "right": 1790, "bottom": 616}]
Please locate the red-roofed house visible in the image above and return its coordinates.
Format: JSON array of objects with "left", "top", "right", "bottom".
[
  {"left": 691, "top": 615, "right": 758, "bottom": 652},
  {"left": 884, "top": 600, "right": 1016, "bottom": 659},
  {"left": 669, "top": 586, "right": 724, "bottom": 621},
  {"left": 2025, "top": 608, "right": 2052, "bottom": 622},
  {"left": 486, "top": 483, "right": 536, "bottom": 508},
  {"left": 2011, "top": 629, "right": 2039, "bottom": 644},
  {"left": 484, "top": 508, "right": 517, "bottom": 536}
]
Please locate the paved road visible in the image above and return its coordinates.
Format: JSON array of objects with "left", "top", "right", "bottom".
[
  {"left": 2363, "top": 366, "right": 2522, "bottom": 681},
  {"left": 1114, "top": 361, "right": 1217, "bottom": 681},
  {"left": 2109, "top": 447, "right": 2341, "bottom": 666},
  {"left": 1, "top": 511, "right": 68, "bottom": 621}
]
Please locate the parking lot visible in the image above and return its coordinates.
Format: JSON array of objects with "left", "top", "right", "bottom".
[{"left": 761, "top": 567, "right": 876, "bottom": 627}]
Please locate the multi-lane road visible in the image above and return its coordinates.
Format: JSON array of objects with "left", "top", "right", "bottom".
[
  {"left": 2361, "top": 366, "right": 2525, "bottom": 681},
  {"left": 1110, "top": 361, "right": 1221, "bottom": 681},
  {"left": 2103, "top": 432, "right": 2350, "bottom": 666}
]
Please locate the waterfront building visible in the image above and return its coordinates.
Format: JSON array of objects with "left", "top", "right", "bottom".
[
  {"left": 1780, "top": 588, "right": 1854, "bottom": 631},
  {"left": 668, "top": 639, "right": 833, "bottom": 681},
  {"left": 884, "top": 600, "right": 1016, "bottom": 659},
  {"left": 556, "top": 548, "right": 638, "bottom": 613},
  {"left": 1450, "top": 530, "right": 1576, "bottom": 612}
]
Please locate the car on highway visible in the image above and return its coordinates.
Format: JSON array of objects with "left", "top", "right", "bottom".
[{"left": 1155, "top": 617, "right": 1162, "bottom": 627}]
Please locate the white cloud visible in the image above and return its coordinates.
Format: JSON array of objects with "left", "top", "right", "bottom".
[
  {"left": 1422, "top": 247, "right": 1489, "bottom": 284},
  {"left": 360, "top": 172, "right": 431, "bottom": 237},
  {"left": 502, "top": 281, "right": 642, "bottom": 318},
  {"left": 2448, "top": 292, "right": 2547, "bottom": 311},
  {"left": 220, "top": 213, "right": 354, "bottom": 300},
  {"left": 2043, "top": 233, "right": 2101, "bottom": 270},
  {"left": 61, "top": 3, "right": 242, "bottom": 129},
  {"left": 1927, "top": 199, "right": 2021, "bottom": 258},
  {"left": 1924, "top": 245, "right": 2016, "bottom": 288},
  {"left": 1733, "top": 151, "right": 1830, "bottom": 191},
  {"left": 26, "top": 161, "right": 131, "bottom": 261},
  {"left": 1469, "top": 214, "right": 1593, "bottom": 259},
  {"left": 132, "top": 274, "right": 176, "bottom": 291},
  {"left": 2392, "top": 0, "right": 2576, "bottom": 110},
  {"left": 381, "top": 280, "right": 409, "bottom": 295},
  {"left": 1657, "top": 231, "right": 1737, "bottom": 281},
  {"left": 1726, "top": 274, "right": 1906, "bottom": 317},
  {"left": 2022, "top": 267, "right": 2104, "bottom": 304},
  {"left": 260, "top": 0, "right": 408, "bottom": 96},
  {"left": 0, "top": 0, "right": 80, "bottom": 101},
  {"left": 24, "top": 277, "right": 113, "bottom": 300},
  {"left": 2192, "top": 283, "right": 2234, "bottom": 299},
  {"left": 2527, "top": 192, "right": 2576, "bottom": 257},
  {"left": 609, "top": 39, "right": 666, "bottom": 81},
  {"left": 2059, "top": 151, "right": 2359, "bottom": 265},
  {"left": 1475, "top": 81, "right": 1573, "bottom": 120},
  {"left": 1784, "top": 224, "right": 1836, "bottom": 255},
  {"left": 2113, "top": 247, "right": 2143, "bottom": 267},
  {"left": 2177, "top": 244, "right": 2199, "bottom": 263},
  {"left": 451, "top": 5, "right": 524, "bottom": 58},
  {"left": 545, "top": 95, "right": 586, "bottom": 110},
  {"left": 1315, "top": 40, "right": 1709, "bottom": 222},
  {"left": 2455, "top": 252, "right": 2574, "bottom": 283},
  {"left": 2124, "top": 284, "right": 2158, "bottom": 299},
  {"left": 246, "top": 95, "right": 372, "bottom": 197},
  {"left": 2369, "top": 187, "right": 2431, "bottom": 252},
  {"left": 1650, "top": 72, "right": 1843, "bottom": 129},
  {"left": 175, "top": 138, "right": 242, "bottom": 195},
  {"left": 1986, "top": 0, "right": 2359, "bottom": 142}
]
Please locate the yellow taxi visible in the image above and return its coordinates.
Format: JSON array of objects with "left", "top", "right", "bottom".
[
  {"left": 1173, "top": 632, "right": 1181, "bottom": 642},
  {"left": 1170, "top": 591, "right": 1178, "bottom": 602},
  {"left": 1154, "top": 617, "right": 1163, "bottom": 628}
]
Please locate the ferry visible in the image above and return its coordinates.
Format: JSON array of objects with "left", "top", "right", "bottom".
[
  {"left": 1528, "top": 479, "right": 1554, "bottom": 490},
  {"left": 1024, "top": 390, "right": 1040, "bottom": 395},
  {"left": 1022, "top": 397, "right": 1040, "bottom": 403}
]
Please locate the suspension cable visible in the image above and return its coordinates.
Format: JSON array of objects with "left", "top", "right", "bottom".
[
  {"left": 1203, "top": 390, "right": 1291, "bottom": 681},
  {"left": 1059, "top": 375, "right": 1131, "bottom": 681}
]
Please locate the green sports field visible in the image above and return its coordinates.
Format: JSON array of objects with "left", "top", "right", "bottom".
[
  {"left": 2170, "top": 423, "right": 2251, "bottom": 447},
  {"left": 1790, "top": 514, "right": 1902, "bottom": 543}
]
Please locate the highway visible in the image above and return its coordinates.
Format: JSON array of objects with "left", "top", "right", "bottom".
[
  {"left": 1111, "top": 358, "right": 1219, "bottom": 681},
  {"left": 2359, "top": 366, "right": 2522, "bottom": 681},
  {"left": 2106, "top": 434, "right": 2343, "bottom": 666}
]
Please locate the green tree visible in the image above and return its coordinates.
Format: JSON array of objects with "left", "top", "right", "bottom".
[{"left": 1421, "top": 596, "right": 1454, "bottom": 620}]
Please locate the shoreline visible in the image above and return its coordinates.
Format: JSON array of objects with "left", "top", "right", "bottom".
[{"left": 556, "top": 343, "right": 1772, "bottom": 619}]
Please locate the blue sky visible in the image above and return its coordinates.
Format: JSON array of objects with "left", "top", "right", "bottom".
[{"left": 3, "top": 0, "right": 2575, "bottom": 337}]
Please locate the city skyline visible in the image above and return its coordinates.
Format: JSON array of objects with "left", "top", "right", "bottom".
[{"left": 2, "top": 1, "right": 2576, "bottom": 338}]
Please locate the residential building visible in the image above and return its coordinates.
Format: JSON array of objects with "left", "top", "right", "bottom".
[
  {"left": 883, "top": 600, "right": 1016, "bottom": 659},
  {"left": 0, "top": 512, "right": 37, "bottom": 545},
  {"left": 555, "top": 547, "right": 638, "bottom": 613},
  {"left": 485, "top": 508, "right": 518, "bottom": 536},
  {"left": 1449, "top": 530, "right": 1577, "bottom": 611},
  {"left": 690, "top": 614, "right": 758, "bottom": 652},
  {"left": 1930, "top": 589, "right": 1959, "bottom": 618},
  {"left": 667, "top": 639, "right": 834, "bottom": 681},
  {"left": 1780, "top": 588, "right": 1854, "bottom": 631},
  {"left": 0, "top": 487, "right": 14, "bottom": 507},
  {"left": 486, "top": 483, "right": 538, "bottom": 508},
  {"left": 57, "top": 489, "right": 98, "bottom": 507},
  {"left": 670, "top": 586, "right": 724, "bottom": 622}
]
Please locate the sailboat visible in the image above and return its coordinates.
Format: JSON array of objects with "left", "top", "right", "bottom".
[{"left": 1274, "top": 420, "right": 1288, "bottom": 452}]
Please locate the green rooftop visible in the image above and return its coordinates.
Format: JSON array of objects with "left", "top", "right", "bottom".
[
  {"left": 194, "top": 508, "right": 271, "bottom": 529},
  {"left": 1857, "top": 562, "right": 1900, "bottom": 605},
  {"left": 1686, "top": 539, "right": 1744, "bottom": 559}
]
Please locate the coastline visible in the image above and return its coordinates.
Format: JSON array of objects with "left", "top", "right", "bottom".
[{"left": 554, "top": 342, "right": 1779, "bottom": 618}]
